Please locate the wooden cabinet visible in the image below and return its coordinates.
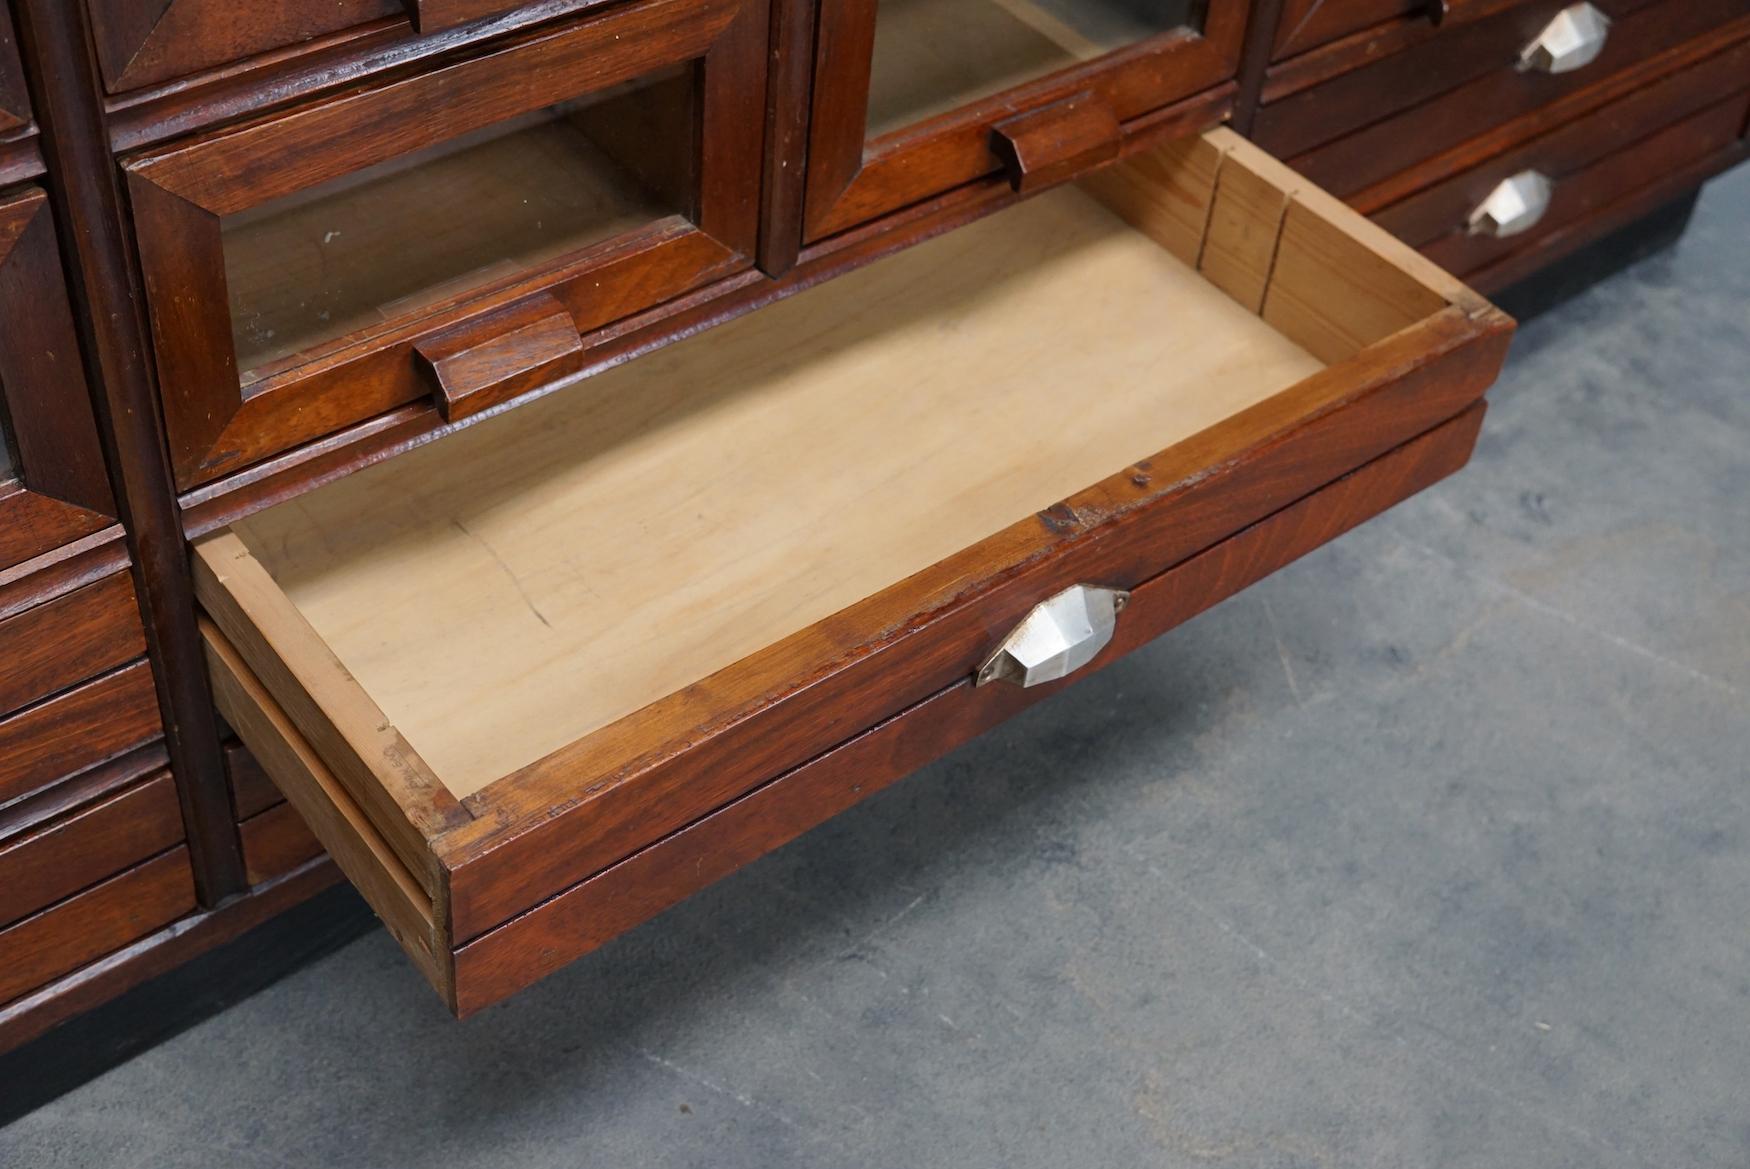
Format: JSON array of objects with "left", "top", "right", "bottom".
[
  {"left": 802, "top": 0, "right": 1249, "bottom": 239},
  {"left": 0, "top": 187, "right": 115, "bottom": 571},
  {"left": 125, "top": 0, "right": 768, "bottom": 488},
  {"left": 3, "top": 0, "right": 1747, "bottom": 1059},
  {"left": 195, "top": 130, "right": 1510, "bottom": 1014}
]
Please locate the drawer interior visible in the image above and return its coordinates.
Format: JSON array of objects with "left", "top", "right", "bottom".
[{"left": 198, "top": 128, "right": 1505, "bottom": 1009}]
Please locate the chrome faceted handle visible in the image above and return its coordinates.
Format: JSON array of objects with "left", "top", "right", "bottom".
[
  {"left": 1518, "top": 3, "right": 1610, "bottom": 74},
  {"left": 976, "top": 584, "right": 1129, "bottom": 688},
  {"left": 1466, "top": 170, "right": 1554, "bottom": 238}
]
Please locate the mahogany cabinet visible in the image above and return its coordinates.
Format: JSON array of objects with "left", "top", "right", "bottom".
[{"left": 0, "top": 0, "right": 1745, "bottom": 1061}]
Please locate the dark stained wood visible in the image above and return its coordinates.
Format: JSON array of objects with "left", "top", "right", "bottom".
[
  {"left": 1422, "top": 99, "right": 1746, "bottom": 275},
  {"left": 0, "top": 857, "right": 346, "bottom": 1057},
  {"left": 0, "top": 187, "right": 115, "bottom": 569},
  {"left": 1231, "top": 0, "right": 1287, "bottom": 136},
  {"left": 0, "top": 773, "right": 184, "bottom": 928},
  {"left": 406, "top": 0, "right": 520, "bottom": 35},
  {"left": 0, "top": 571, "right": 145, "bottom": 717},
  {"left": 0, "top": 2, "right": 28, "bottom": 132},
  {"left": 802, "top": 0, "right": 1248, "bottom": 240},
  {"left": 239, "top": 801, "right": 323, "bottom": 885},
  {"left": 0, "top": 742, "right": 170, "bottom": 843},
  {"left": 0, "top": 662, "right": 162, "bottom": 808},
  {"left": 124, "top": 0, "right": 767, "bottom": 487},
  {"left": 1271, "top": 0, "right": 1451, "bottom": 60},
  {"left": 756, "top": 0, "right": 815, "bottom": 275},
  {"left": 1373, "top": 48, "right": 1750, "bottom": 250},
  {"left": 85, "top": 0, "right": 404, "bottom": 94},
  {"left": 1467, "top": 134, "right": 1749, "bottom": 294},
  {"left": 16, "top": 0, "right": 248, "bottom": 903},
  {"left": 992, "top": 93, "right": 1123, "bottom": 194},
  {"left": 0, "top": 528, "right": 129, "bottom": 624},
  {"left": 1262, "top": 0, "right": 1747, "bottom": 198},
  {"left": 416, "top": 294, "right": 586, "bottom": 423},
  {"left": 0, "top": 847, "right": 195, "bottom": 1007},
  {"left": 450, "top": 402, "right": 1487, "bottom": 1010},
  {"left": 224, "top": 741, "right": 282, "bottom": 821},
  {"left": 1345, "top": 15, "right": 1750, "bottom": 213}
]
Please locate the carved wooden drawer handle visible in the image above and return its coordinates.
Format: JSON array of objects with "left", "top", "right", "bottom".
[
  {"left": 1466, "top": 170, "right": 1554, "bottom": 238},
  {"left": 1518, "top": 3, "right": 1611, "bottom": 74},
  {"left": 977, "top": 585, "right": 1129, "bottom": 688},
  {"left": 992, "top": 94, "right": 1123, "bottom": 195}
]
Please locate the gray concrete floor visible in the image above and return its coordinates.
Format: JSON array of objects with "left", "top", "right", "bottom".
[{"left": 6, "top": 169, "right": 1749, "bottom": 1168}]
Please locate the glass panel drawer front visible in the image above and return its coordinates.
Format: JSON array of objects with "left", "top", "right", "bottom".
[{"left": 126, "top": 0, "right": 766, "bottom": 490}]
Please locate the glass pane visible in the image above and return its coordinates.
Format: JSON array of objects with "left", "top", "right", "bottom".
[
  {"left": 867, "top": 0, "right": 1204, "bottom": 137},
  {"left": 222, "top": 68, "right": 697, "bottom": 387}
]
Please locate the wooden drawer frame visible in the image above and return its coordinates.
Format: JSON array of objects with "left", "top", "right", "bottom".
[
  {"left": 0, "top": 3, "right": 27, "bottom": 134},
  {"left": 196, "top": 129, "right": 1511, "bottom": 1014},
  {"left": 124, "top": 0, "right": 769, "bottom": 490},
  {"left": 801, "top": 0, "right": 1249, "bottom": 241},
  {"left": 0, "top": 187, "right": 116, "bottom": 572}
]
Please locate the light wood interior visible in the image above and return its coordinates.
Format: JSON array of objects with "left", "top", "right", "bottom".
[
  {"left": 866, "top": 0, "right": 1200, "bottom": 136},
  {"left": 222, "top": 105, "right": 677, "bottom": 385},
  {"left": 216, "top": 130, "right": 1460, "bottom": 805}
]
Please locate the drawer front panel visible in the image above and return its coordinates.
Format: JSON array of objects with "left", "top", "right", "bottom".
[
  {"left": 200, "top": 130, "right": 1510, "bottom": 1013},
  {"left": 802, "top": 0, "right": 1247, "bottom": 241},
  {"left": 0, "top": 848, "right": 195, "bottom": 1007},
  {"left": 0, "top": 773, "right": 184, "bottom": 928},
  {"left": 1256, "top": 0, "right": 1746, "bottom": 197},
  {"left": 0, "top": 661, "right": 163, "bottom": 807},
  {"left": 1375, "top": 41, "right": 1750, "bottom": 273},
  {"left": 0, "top": 572, "right": 146, "bottom": 718},
  {"left": 126, "top": 0, "right": 768, "bottom": 489},
  {"left": 86, "top": 0, "right": 404, "bottom": 93}
]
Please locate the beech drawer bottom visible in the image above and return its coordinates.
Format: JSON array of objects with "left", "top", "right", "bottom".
[{"left": 197, "top": 129, "right": 1510, "bottom": 1014}]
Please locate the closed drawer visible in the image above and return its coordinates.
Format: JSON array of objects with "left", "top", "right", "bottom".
[
  {"left": 802, "top": 0, "right": 1248, "bottom": 241},
  {"left": 84, "top": 0, "right": 556, "bottom": 94},
  {"left": 0, "top": 571, "right": 145, "bottom": 718},
  {"left": 0, "top": 847, "right": 195, "bottom": 1007},
  {"left": 1375, "top": 40, "right": 1750, "bottom": 278},
  {"left": 1257, "top": 0, "right": 1749, "bottom": 199},
  {"left": 197, "top": 129, "right": 1512, "bottom": 1015},
  {"left": 240, "top": 801, "right": 324, "bottom": 885},
  {"left": 0, "top": 661, "right": 163, "bottom": 809},
  {"left": 123, "top": 0, "right": 767, "bottom": 489},
  {"left": 0, "top": 771, "right": 184, "bottom": 928}
]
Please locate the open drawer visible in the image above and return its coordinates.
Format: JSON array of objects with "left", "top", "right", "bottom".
[{"left": 196, "top": 129, "right": 1512, "bottom": 1015}]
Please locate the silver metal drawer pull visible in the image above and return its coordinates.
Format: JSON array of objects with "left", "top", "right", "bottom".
[
  {"left": 1466, "top": 170, "right": 1554, "bottom": 238},
  {"left": 976, "top": 584, "right": 1129, "bottom": 688},
  {"left": 1518, "top": 3, "right": 1610, "bottom": 74}
]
